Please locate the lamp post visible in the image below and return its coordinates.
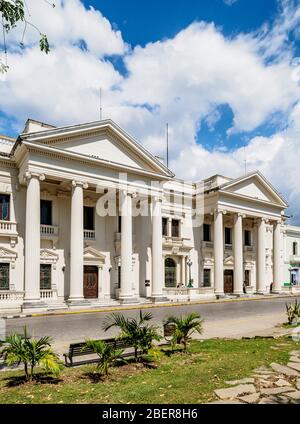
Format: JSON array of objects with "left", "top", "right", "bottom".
[{"left": 187, "top": 258, "right": 193, "bottom": 288}]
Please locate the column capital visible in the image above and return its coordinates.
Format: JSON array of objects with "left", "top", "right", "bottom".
[
  {"left": 71, "top": 180, "right": 88, "bottom": 190},
  {"left": 24, "top": 171, "right": 45, "bottom": 182},
  {"left": 119, "top": 188, "right": 136, "bottom": 198},
  {"left": 214, "top": 208, "right": 226, "bottom": 216},
  {"left": 236, "top": 212, "right": 246, "bottom": 219}
]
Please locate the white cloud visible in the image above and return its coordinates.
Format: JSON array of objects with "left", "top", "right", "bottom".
[
  {"left": 223, "top": 0, "right": 238, "bottom": 6},
  {"left": 1, "top": 0, "right": 300, "bottom": 221}
]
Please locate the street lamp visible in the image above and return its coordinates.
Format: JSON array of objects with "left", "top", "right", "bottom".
[{"left": 187, "top": 258, "right": 193, "bottom": 288}]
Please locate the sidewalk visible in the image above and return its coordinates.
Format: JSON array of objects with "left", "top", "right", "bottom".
[{"left": 1, "top": 293, "right": 296, "bottom": 320}]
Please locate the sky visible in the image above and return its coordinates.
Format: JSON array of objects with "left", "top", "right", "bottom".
[{"left": 1, "top": 0, "right": 300, "bottom": 221}]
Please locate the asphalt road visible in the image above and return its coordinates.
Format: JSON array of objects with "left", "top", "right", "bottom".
[{"left": 3, "top": 296, "right": 299, "bottom": 354}]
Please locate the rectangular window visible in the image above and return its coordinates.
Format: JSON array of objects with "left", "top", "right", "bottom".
[
  {"left": 203, "top": 224, "right": 211, "bottom": 242},
  {"left": 172, "top": 219, "right": 180, "bottom": 237},
  {"left": 84, "top": 206, "right": 94, "bottom": 231},
  {"left": 0, "top": 263, "right": 9, "bottom": 290},
  {"left": 0, "top": 194, "right": 10, "bottom": 221},
  {"left": 203, "top": 269, "right": 211, "bottom": 287},
  {"left": 118, "top": 214, "right": 122, "bottom": 233},
  {"left": 244, "top": 270, "right": 250, "bottom": 287},
  {"left": 40, "top": 264, "right": 51, "bottom": 290},
  {"left": 225, "top": 227, "right": 232, "bottom": 245},
  {"left": 162, "top": 218, "right": 168, "bottom": 236},
  {"left": 245, "top": 230, "right": 251, "bottom": 246},
  {"left": 40, "top": 200, "right": 52, "bottom": 225}
]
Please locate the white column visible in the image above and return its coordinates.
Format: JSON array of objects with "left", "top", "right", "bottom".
[
  {"left": 151, "top": 196, "right": 164, "bottom": 299},
  {"left": 214, "top": 209, "right": 224, "bottom": 296},
  {"left": 273, "top": 220, "right": 282, "bottom": 293},
  {"left": 233, "top": 213, "right": 244, "bottom": 295},
  {"left": 69, "top": 181, "right": 87, "bottom": 302},
  {"left": 24, "top": 173, "right": 45, "bottom": 303},
  {"left": 257, "top": 218, "right": 267, "bottom": 294},
  {"left": 119, "top": 190, "right": 136, "bottom": 302}
]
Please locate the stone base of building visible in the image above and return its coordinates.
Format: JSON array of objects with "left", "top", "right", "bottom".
[
  {"left": 149, "top": 296, "right": 169, "bottom": 303},
  {"left": 119, "top": 297, "right": 139, "bottom": 305}
]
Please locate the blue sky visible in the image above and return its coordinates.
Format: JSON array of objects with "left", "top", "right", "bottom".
[{"left": 1, "top": 0, "right": 300, "bottom": 221}]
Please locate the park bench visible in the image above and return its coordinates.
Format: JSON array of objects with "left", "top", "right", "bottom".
[{"left": 63, "top": 338, "right": 140, "bottom": 367}]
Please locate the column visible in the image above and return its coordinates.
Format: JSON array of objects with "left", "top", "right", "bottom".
[
  {"left": 214, "top": 209, "right": 224, "bottom": 296},
  {"left": 233, "top": 213, "right": 244, "bottom": 295},
  {"left": 69, "top": 181, "right": 87, "bottom": 302},
  {"left": 119, "top": 190, "right": 136, "bottom": 302},
  {"left": 273, "top": 220, "right": 282, "bottom": 293},
  {"left": 257, "top": 218, "right": 267, "bottom": 294},
  {"left": 151, "top": 196, "right": 164, "bottom": 299},
  {"left": 24, "top": 172, "right": 45, "bottom": 303}
]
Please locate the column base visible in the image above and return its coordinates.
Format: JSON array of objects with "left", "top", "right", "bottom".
[
  {"left": 234, "top": 291, "right": 244, "bottom": 297},
  {"left": 119, "top": 296, "right": 139, "bottom": 305},
  {"left": 215, "top": 293, "right": 225, "bottom": 299},
  {"left": 149, "top": 295, "right": 169, "bottom": 303},
  {"left": 256, "top": 291, "right": 267, "bottom": 295}
]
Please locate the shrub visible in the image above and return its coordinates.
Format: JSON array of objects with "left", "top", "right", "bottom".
[
  {"left": 164, "top": 313, "right": 203, "bottom": 352},
  {"left": 84, "top": 340, "right": 123, "bottom": 376},
  {"left": 103, "top": 310, "right": 162, "bottom": 360},
  {"left": 0, "top": 327, "right": 62, "bottom": 382},
  {"left": 286, "top": 300, "right": 300, "bottom": 325}
]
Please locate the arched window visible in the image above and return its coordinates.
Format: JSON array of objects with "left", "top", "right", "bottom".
[
  {"left": 293, "top": 242, "right": 298, "bottom": 256},
  {"left": 165, "top": 258, "right": 177, "bottom": 288}
]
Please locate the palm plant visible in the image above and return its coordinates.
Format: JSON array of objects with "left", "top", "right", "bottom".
[
  {"left": 84, "top": 340, "right": 123, "bottom": 376},
  {"left": 103, "top": 310, "right": 162, "bottom": 360},
  {"left": 0, "top": 327, "right": 61, "bottom": 381},
  {"left": 286, "top": 300, "right": 300, "bottom": 325},
  {"left": 164, "top": 313, "right": 203, "bottom": 352}
]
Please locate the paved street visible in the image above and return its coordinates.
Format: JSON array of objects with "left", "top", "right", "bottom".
[{"left": 3, "top": 296, "right": 300, "bottom": 354}]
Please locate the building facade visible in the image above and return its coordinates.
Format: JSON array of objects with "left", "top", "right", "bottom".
[{"left": 0, "top": 119, "right": 299, "bottom": 313}]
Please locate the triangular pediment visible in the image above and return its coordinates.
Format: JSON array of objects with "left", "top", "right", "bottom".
[
  {"left": 0, "top": 246, "right": 17, "bottom": 258},
  {"left": 220, "top": 172, "right": 288, "bottom": 207},
  {"left": 40, "top": 249, "right": 59, "bottom": 261},
  {"left": 20, "top": 120, "right": 173, "bottom": 178},
  {"left": 84, "top": 247, "right": 106, "bottom": 262}
]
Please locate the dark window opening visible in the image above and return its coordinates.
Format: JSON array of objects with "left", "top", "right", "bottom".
[
  {"left": 165, "top": 258, "right": 177, "bottom": 288},
  {"left": 203, "top": 224, "right": 211, "bottom": 242},
  {"left": 203, "top": 269, "right": 211, "bottom": 287},
  {"left": 40, "top": 264, "right": 51, "bottom": 290},
  {"left": 0, "top": 263, "right": 9, "bottom": 290},
  {"left": 0, "top": 194, "right": 10, "bottom": 221},
  {"left": 245, "top": 230, "right": 251, "bottom": 247},
  {"left": 84, "top": 206, "right": 94, "bottom": 231},
  {"left": 40, "top": 200, "right": 52, "bottom": 225},
  {"left": 293, "top": 242, "right": 298, "bottom": 256},
  {"left": 118, "top": 266, "right": 121, "bottom": 289},
  {"left": 172, "top": 219, "right": 180, "bottom": 238},
  {"left": 118, "top": 215, "right": 122, "bottom": 233},
  {"left": 225, "top": 227, "right": 232, "bottom": 245},
  {"left": 162, "top": 218, "right": 168, "bottom": 236},
  {"left": 244, "top": 270, "right": 250, "bottom": 287}
]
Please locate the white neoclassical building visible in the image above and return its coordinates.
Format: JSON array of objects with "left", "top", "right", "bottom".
[{"left": 0, "top": 118, "right": 299, "bottom": 313}]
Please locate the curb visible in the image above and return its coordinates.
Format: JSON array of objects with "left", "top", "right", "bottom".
[{"left": 1, "top": 293, "right": 297, "bottom": 320}]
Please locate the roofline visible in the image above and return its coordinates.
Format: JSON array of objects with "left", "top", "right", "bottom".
[{"left": 17, "top": 119, "right": 174, "bottom": 178}]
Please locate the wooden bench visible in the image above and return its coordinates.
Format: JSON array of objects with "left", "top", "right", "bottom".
[{"left": 63, "top": 338, "right": 140, "bottom": 367}]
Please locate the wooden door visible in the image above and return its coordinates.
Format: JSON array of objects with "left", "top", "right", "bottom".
[
  {"left": 224, "top": 270, "right": 234, "bottom": 294},
  {"left": 83, "top": 266, "right": 98, "bottom": 299}
]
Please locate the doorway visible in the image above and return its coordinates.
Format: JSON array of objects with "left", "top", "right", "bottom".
[
  {"left": 165, "top": 258, "right": 177, "bottom": 288},
  {"left": 224, "top": 270, "right": 234, "bottom": 294},
  {"left": 83, "top": 266, "right": 99, "bottom": 299}
]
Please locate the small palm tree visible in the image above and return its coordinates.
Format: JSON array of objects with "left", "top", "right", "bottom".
[
  {"left": 84, "top": 340, "right": 123, "bottom": 376},
  {"left": 103, "top": 310, "right": 162, "bottom": 360},
  {"left": 164, "top": 313, "right": 203, "bottom": 352},
  {"left": 0, "top": 327, "right": 61, "bottom": 381},
  {"left": 286, "top": 300, "right": 300, "bottom": 325}
]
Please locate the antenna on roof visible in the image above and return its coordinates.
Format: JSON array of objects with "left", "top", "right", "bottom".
[
  {"left": 243, "top": 145, "right": 247, "bottom": 175},
  {"left": 166, "top": 123, "right": 169, "bottom": 167},
  {"left": 100, "top": 87, "right": 103, "bottom": 120}
]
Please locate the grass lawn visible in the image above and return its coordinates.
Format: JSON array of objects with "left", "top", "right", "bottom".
[{"left": 0, "top": 337, "right": 298, "bottom": 404}]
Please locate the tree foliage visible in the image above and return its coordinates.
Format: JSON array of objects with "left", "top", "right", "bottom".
[
  {"left": 1, "top": 0, "right": 53, "bottom": 72},
  {"left": 84, "top": 340, "right": 123, "bottom": 376},
  {"left": 164, "top": 313, "right": 203, "bottom": 352}
]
